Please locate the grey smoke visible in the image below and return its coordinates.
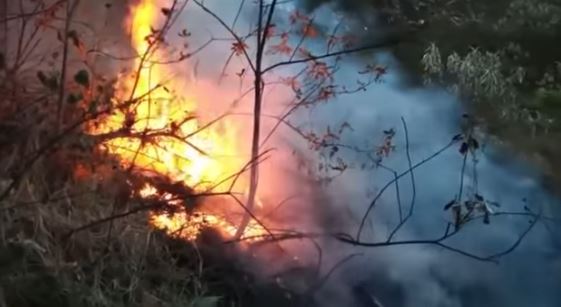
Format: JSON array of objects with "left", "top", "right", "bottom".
[
  {"left": 306, "top": 61, "right": 561, "bottom": 306},
  {"left": 286, "top": 4, "right": 561, "bottom": 307},
  {"left": 177, "top": 1, "right": 561, "bottom": 306}
]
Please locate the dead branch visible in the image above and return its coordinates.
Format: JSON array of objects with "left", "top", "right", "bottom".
[
  {"left": 192, "top": 0, "right": 256, "bottom": 73},
  {"left": 56, "top": 0, "right": 79, "bottom": 133},
  {"left": 263, "top": 38, "right": 403, "bottom": 74},
  {"left": 230, "top": 205, "right": 551, "bottom": 263},
  {"left": 356, "top": 137, "right": 459, "bottom": 240},
  {"left": 386, "top": 117, "right": 416, "bottom": 241},
  {"left": 0, "top": 85, "right": 165, "bottom": 202}
]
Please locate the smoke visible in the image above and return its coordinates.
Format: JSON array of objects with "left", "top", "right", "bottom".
[
  {"left": 116, "top": 1, "right": 560, "bottom": 306},
  {"left": 308, "top": 70, "right": 561, "bottom": 306},
  {"left": 160, "top": 0, "right": 559, "bottom": 306},
  {"left": 279, "top": 3, "right": 561, "bottom": 307}
]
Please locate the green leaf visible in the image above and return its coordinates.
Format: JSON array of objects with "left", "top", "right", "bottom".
[
  {"left": 536, "top": 89, "right": 561, "bottom": 110},
  {"left": 74, "top": 69, "right": 90, "bottom": 87}
]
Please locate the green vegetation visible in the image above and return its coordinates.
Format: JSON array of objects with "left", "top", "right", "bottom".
[
  {"left": 2, "top": 1, "right": 559, "bottom": 306},
  {"left": 304, "top": 0, "right": 561, "bottom": 190}
]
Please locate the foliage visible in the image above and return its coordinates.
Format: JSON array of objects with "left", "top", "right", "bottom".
[
  {"left": 422, "top": 43, "right": 526, "bottom": 120},
  {"left": 0, "top": 1, "right": 553, "bottom": 306},
  {"left": 300, "top": 0, "right": 561, "bottom": 188},
  {"left": 495, "top": 0, "right": 561, "bottom": 32}
]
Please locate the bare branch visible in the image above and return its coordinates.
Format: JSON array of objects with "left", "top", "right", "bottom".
[
  {"left": 356, "top": 137, "right": 459, "bottom": 240},
  {"left": 263, "top": 38, "right": 402, "bottom": 74},
  {"left": 387, "top": 117, "right": 416, "bottom": 241},
  {"left": 56, "top": 0, "right": 79, "bottom": 132},
  {"left": 193, "top": 0, "right": 256, "bottom": 72}
]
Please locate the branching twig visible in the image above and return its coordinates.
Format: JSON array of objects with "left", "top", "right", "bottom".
[
  {"left": 235, "top": 0, "right": 278, "bottom": 239},
  {"left": 263, "top": 38, "right": 402, "bottom": 74},
  {"left": 356, "top": 138, "right": 459, "bottom": 240},
  {"left": 56, "top": 0, "right": 79, "bottom": 133},
  {"left": 387, "top": 117, "right": 416, "bottom": 241},
  {"left": 193, "top": 0, "right": 256, "bottom": 72}
]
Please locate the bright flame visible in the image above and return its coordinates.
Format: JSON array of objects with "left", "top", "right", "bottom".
[
  {"left": 150, "top": 209, "right": 266, "bottom": 241},
  {"left": 90, "top": 0, "right": 266, "bottom": 241}
]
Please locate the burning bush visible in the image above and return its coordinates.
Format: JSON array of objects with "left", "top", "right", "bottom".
[{"left": 1, "top": 1, "right": 556, "bottom": 307}]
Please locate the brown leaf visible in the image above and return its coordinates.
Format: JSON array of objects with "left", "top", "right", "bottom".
[
  {"left": 289, "top": 10, "right": 309, "bottom": 24},
  {"left": 302, "top": 24, "right": 318, "bottom": 38},
  {"left": 281, "top": 77, "right": 301, "bottom": 92},
  {"left": 231, "top": 41, "right": 249, "bottom": 56},
  {"left": 318, "top": 86, "right": 335, "bottom": 101},
  {"left": 161, "top": 8, "right": 171, "bottom": 16},
  {"left": 309, "top": 61, "right": 330, "bottom": 79},
  {"left": 265, "top": 24, "right": 276, "bottom": 38},
  {"left": 268, "top": 37, "right": 292, "bottom": 55}
]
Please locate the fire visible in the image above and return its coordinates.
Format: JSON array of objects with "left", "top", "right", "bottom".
[
  {"left": 150, "top": 207, "right": 266, "bottom": 241},
  {"left": 89, "top": 0, "right": 267, "bottom": 241}
]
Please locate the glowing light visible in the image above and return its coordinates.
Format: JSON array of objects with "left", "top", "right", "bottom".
[
  {"left": 149, "top": 210, "right": 265, "bottom": 241},
  {"left": 89, "top": 0, "right": 267, "bottom": 242}
]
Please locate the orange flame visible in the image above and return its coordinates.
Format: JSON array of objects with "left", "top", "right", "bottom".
[{"left": 90, "top": 0, "right": 266, "bottom": 242}]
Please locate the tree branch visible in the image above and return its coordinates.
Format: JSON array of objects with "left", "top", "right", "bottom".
[{"left": 263, "top": 38, "right": 402, "bottom": 74}]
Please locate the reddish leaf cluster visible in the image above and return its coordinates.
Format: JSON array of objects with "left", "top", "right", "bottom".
[
  {"left": 281, "top": 76, "right": 301, "bottom": 92},
  {"left": 359, "top": 64, "right": 388, "bottom": 82},
  {"left": 302, "top": 23, "right": 318, "bottom": 38},
  {"left": 376, "top": 129, "right": 396, "bottom": 158},
  {"left": 264, "top": 24, "right": 276, "bottom": 39},
  {"left": 268, "top": 34, "right": 292, "bottom": 55},
  {"left": 289, "top": 10, "right": 318, "bottom": 39},
  {"left": 309, "top": 61, "right": 331, "bottom": 80},
  {"left": 289, "top": 10, "right": 310, "bottom": 24},
  {"left": 231, "top": 40, "right": 249, "bottom": 56},
  {"left": 305, "top": 126, "right": 341, "bottom": 151},
  {"left": 35, "top": 1, "right": 65, "bottom": 29},
  {"left": 318, "top": 85, "right": 336, "bottom": 101},
  {"left": 341, "top": 34, "right": 358, "bottom": 49}
]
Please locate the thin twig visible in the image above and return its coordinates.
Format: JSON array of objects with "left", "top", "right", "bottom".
[
  {"left": 356, "top": 138, "right": 459, "bottom": 240},
  {"left": 387, "top": 117, "right": 416, "bottom": 241},
  {"left": 56, "top": 0, "right": 79, "bottom": 133},
  {"left": 263, "top": 39, "right": 402, "bottom": 74}
]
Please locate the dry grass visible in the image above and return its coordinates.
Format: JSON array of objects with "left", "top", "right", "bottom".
[
  {"left": 0, "top": 142, "right": 212, "bottom": 306},
  {"left": 0, "top": 1, "right": 224, "bottom": 303},
  {"left": 0, "top": 53, "right": 242, "bottom": 307},
  {"left": 0, "top": 2, "right": 317, "bottom": 305},
  {"left": 0, "top": 63, "right": 301, "bottom": 307}
]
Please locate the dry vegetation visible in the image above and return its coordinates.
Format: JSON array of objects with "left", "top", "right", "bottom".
[
  {"left": 0, "top": 1, "right": 280, "bottom": 306},
  {"left": 1, "top": 1, "right": 555, "bottom": 306},
  {"left": 0, "top": 58, "right": 287, "bottom": 307}
]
